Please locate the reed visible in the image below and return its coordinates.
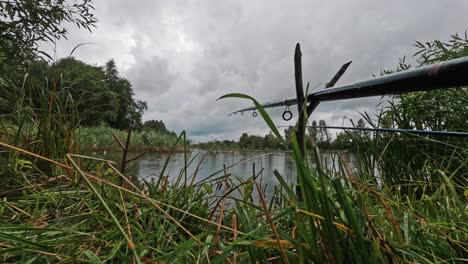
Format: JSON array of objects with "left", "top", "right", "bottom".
[{"left": 76, "top": 126, "right": 180, "bottom": 152}]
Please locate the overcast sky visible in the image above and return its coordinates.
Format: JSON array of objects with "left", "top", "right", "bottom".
[{"left": 51, "top": 0, "right": 468, "bottom": 142}]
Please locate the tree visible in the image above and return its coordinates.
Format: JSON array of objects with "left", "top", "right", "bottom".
[
  {"left": 105, "top": 60, "right": 146, "bottom": 129},
  {"left": 249, "top": 135, "right": 264, "bottom": 149},
  {"left": 264, "top": 132, "right": 279, "bottom": 149},
  {"left": 352, "top": 118, "right": 370, "bottom": 139},
  {"left": 239, "top": 133, "right": 250, "bottom": 149},
  {"left": 0, "top": 56, "right": 146, "bottom": 128},
  {"left": 317, "top": 120, "right": 330, "bottom": 146},
  {"left": 308, "top": 120, "right": 317, "bottom": 140},
  {"left": 53, "top": 57, "right": 119, "bottom": 126},
  {"left": 143, "top": 120, "right": 170, "bottom": 133},
  {"left": 0, "top": 0, "right": 97, "bottom": 64},
  {"left": 284, "top": 126, "right": 294, "bottom": 146},
  {"left": 17, "top": 57, "right": 147, "bottom": 128},
  {"left": 334, "top": 132, "right": 352, "bottom": 149},
  {"left": 306, "top": 120, "right": 318, "bottom": 148}
]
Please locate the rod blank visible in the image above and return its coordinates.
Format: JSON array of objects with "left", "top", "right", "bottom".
[{"left": 228, "top": 56, "right": 468, "bottom": 115}]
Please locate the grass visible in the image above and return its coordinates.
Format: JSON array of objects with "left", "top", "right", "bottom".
[{"left": 0, "top": 85, "right": 467, "bottom": 262}]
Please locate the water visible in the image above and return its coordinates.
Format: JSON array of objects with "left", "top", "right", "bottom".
[{"left": 93, "top": 149, "right": 357, "bottom": 199}]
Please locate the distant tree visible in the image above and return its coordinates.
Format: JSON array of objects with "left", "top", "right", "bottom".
[
  {"left": 126, "top": 100, "right": 147, "bottom": 128},
  {"left": 380, "top": 114, "right": 393, "bottom": 128},
  {"left": 307, "top": 120, "right": 318, "bottom": 148},
  {"left": 284, "top": 126, "right": 294, "bottom": 146},
  {"left": 264, "top": 132, "right": 279, "bottom": 149},
  {"left": 222, "top": 140, "right": 236, "bottom": 148},
  {"left": 250, "top": 135, "right": 264, "bottom": 149},
  {"left": 352, "top": 118, "right": 370, "bottom": 139},
  {"left": 105, "top": 60, "right": 146, "bottom": 129},
  {"left": 317, "top": 120, "right": 330, "bottom": 146},
  {"left": 143, "top": 120, "right": 170, "bottom": 133},
  {"left": 308, "top": 120, "right": 317, "bottom": 140},
  {"left": 198, "top": 131, "right": 285, "bottom": 150},
  {"left": 334, "top": 132, "right": 352, "bottom": 149},
  {"left": 239, "top": 133, "right": 250, "bottom": 149},
  {"left": 357, "top": 118, "right": 366, "bottom": 128}
]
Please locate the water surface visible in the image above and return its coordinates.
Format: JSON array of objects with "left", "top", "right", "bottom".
[{"left": 94, "top": 150, "right": 357, "bottom": 199}]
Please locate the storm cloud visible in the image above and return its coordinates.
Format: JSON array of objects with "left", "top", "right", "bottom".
[{"left": 51, "top": 0, "right": 468, "bottom": 141}]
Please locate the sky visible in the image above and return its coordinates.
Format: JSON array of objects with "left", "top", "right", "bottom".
[{"left": 50, "top": 0, "right": 468, "bottom": 142}]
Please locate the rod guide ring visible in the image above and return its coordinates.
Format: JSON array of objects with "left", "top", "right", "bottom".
[{"left": 283, "top": 106, "right": 292, "bottom": 121}]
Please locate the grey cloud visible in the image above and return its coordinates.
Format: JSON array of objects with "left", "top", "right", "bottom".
[
  {"left": 126, "top": 55, "right": 175, "bottom": 95},
  {"left": 55, "top": 0, "right": 468, "bottom": 141}
]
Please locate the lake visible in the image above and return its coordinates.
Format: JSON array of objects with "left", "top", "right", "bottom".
[{"left": 92, "top": 149, "right": 357, "bottom": 200}]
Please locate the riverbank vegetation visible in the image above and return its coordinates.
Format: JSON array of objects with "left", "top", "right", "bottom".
[
  {"left": 196, "top": 118, "right": 368, "bottom": 151},
  {"left": 1, "top": 1, "right": 467, "bottom": 262},
  {"left": 77, "top": 125, "right": 180, "bottom": 152}
]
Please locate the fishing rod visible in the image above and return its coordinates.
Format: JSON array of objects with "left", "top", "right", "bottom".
[
  {"left": 228, "top": 56, "right": 468, "bottom": 118},
  {"left": 227, "top": 61, "right": 352, "bottom": 117},
  {"left": 277, "top": 126, "right": 468, "bottom": 138}
]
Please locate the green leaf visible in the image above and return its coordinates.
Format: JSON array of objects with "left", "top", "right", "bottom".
[
  {"left": 202, "top": 183, "right": 213, "bottom": 194},
  {"left": 83, "top": 250, "right": 103, "bottom": 264}
]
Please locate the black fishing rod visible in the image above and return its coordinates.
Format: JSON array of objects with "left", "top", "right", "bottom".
[
  {"left": 228, "top": 56, "right": 468, "bottom": 116},
  {"left": 277, "top": 126, "right": 468, "bottom": 138}
]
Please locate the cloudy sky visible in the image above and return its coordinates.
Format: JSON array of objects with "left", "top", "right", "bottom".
[{"left": 51, "top": 0, "right": 468, "bottom": 142}]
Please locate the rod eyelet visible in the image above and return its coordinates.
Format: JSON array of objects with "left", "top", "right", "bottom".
[{"left": 282, "top": 106, "right": 292, "bottom": 121}]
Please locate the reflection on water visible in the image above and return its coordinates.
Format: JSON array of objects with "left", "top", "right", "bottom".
[{"left": 92, "top": 149, "right": 357, "bottom": 199}]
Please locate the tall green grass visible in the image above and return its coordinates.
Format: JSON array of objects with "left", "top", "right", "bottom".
[
  {"left": 0, "top": 71, "right": 79, "bottom": 182},
  {"left": 0, "top": 89, "right": 466, "bottom": 262},
  {"left": 76, "top": 125, "right": 180, "bottom": 152}
]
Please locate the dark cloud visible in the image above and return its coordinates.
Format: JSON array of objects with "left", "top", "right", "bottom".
[
  {"left": 126, "top": 55, "right": 175, "bottom": 95},
  {"left": 53, "top": 0, "right": 468, "bottom": 141}
]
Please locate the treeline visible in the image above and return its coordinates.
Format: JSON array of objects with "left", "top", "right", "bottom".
[
  {"left": 0, "top": 0, "right": 173, "bottom": 133},
  {"left": 196, "top": 132, "right": 284, "bottom": 150},
  {"left": 1, "top": 56, "right": 177, "bottom": 137},
  {"left": 141, "top": 119, "right": 177, "bottom": 136},
  {"left": 197, "top": 118, "right": 371, "bottom": 151},
  {"left": 1, "top": 57, "right": 145, "bottom": 129},
  {"left": 0, "top": 0, "right": 179, "bottom": 160}
]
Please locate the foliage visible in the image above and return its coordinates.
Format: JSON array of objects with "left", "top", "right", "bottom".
[
  {"left": 56, "top": 57, "right": 147, "bottom": 128},
  {"left": 197, "top": 132, "right": 284, "bottom": 151},
  {"left": 142, "top": 119, "right": 174, "bottom": 135},
  {"left": 77, "top": 125, "right": 180, "bottom": 152},
  {"left": 0, "top": 57, "right": 147, "bottom": 129},
  {"left": 0, "top": 69, "right": 79, "bottom": 175},
  {"left": 0, "top": 0, "right": 97, "bottom": 64},
  {"left": 307, "top": 120, "right": 317, "bottom": 142},
  {"left": 54, "top": 57, "right": 120, "bottom": 126},
  {"left": 331, "top": 118, "right": 371, "bottom": 149},
  {"left": 383, "top": 33, "right": 468, "bottom": 132},
  {"left": 198, "top": 119, "right": 337, "bottom": 151},
  {"left": 105, "top": 60, "right": 147, "bottom": 129},
  {"left": 376, "top": 33, "right": 468, "bottom": 188},
  {"left": 0, "top": 1, "right": 146, "bottom": 130}
]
